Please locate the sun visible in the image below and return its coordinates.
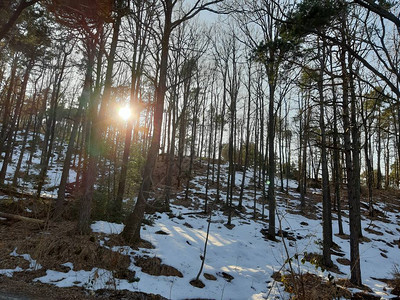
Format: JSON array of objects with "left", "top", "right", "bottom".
[{"left": 118, "top": 105, "right": 131, "bottom": 121}]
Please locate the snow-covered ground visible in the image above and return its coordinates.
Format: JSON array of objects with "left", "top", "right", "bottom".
[
  {"left": 0, "top": 131, "right": 77, "bottom": 198},
  {"left": 1, "top": 165, "right": 399, "bottom": 299},
  {"left": 1, "top": 137, "right": 399, "bottom": 299}
]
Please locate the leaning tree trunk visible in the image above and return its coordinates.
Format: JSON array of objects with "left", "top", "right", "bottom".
[{"left": 121, "top": 8, "right": 172, "bottom": 243}]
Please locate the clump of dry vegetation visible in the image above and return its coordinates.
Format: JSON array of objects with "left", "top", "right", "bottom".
[
  {"left": 134, "top": 255, "right": 183, "bottom": 277},
  {"left": 14, "top": 222, "right": 133, "bottom": 278},
  {"left": 276, "top": 272, "right": 352, "bottom": 300},
  {"left": 388, "top": 266, "right": 400, "bottom": 296}
]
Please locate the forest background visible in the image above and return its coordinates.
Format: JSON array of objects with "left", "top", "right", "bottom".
[{"left": 0, "top": 0, "right": 400, "bottom": 298}]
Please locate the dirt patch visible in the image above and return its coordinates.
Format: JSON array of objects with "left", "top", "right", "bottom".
[
  {"left": 352, "top": 292, "right": 380, "bottom": 299},
  {"left": 95, "top": 289, "right": 167, "bottom": 299},
  {"left": 155, "top": 230, "right": 169, "bottom": 235},
  {"left": 279, "top": 272, "right": 352, "bottom": 300},
  {"left": 189, "top": 278, "right": 205, "bottom": 288},
  {"left": 203, "top": 273, "right": 217, "bottom": 280},
  {"left": 303, "top": 252, "right": 343, "bottom": 274},
  {"left": 134, "top": 256, "right": 183, "bottom": 277},
  {"left": 335, "top": 233, "right": 350, "bottom": 240},
  {"left": 183, "top": 222, "right": 193, "bottom": 228},
  {"left": 15, "top": 222, "right": 130, "bottom": 272},
  {"left": 0, "top": 253, "right": 30, "bottom": 270},
  {"left": 217, "top": 271, "right": 234, "bottom": 282},
  {"left": 335, "top": 278, "right": 373, "bottom": 293},
  {"left": 0, "top": 275, "right": 166, "bottom": 299},
  {"left": 372, "top": 272, "right": 400, "bottom": 296},
  {"left": 102, "top": 233, "right": 154, "bottom": 251},
  {"left": 172, "top": 196, "right": 193, "bottom": 208},
  {"left": 364, "top": 227, "right": 384, "bottom": 236},
  {"left": 0, "top": 218, "right": 164, "bottom": 299},
  {"left": 0, "top": 275, "right": 97, "bottom": 300},
  {"left": 337, "top": 258, "right": 351, "bottom": 266}
]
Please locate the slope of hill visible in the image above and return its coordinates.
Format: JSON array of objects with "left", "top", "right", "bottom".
[{"left": 0, "top": 160, "right": 400, "bottom": 299}]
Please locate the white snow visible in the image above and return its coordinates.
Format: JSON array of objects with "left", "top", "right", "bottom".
[
  {"left": 0, "top": 266, "right": 24, "bottom": 278},
  {"left": 35, "top": 267, "right": 115, "bottom": 290},
  {"left": 91, "top": 221, "right": 124, "bottom": 235},
  {"left": 13, "top": 178, "right": 398, "bottom": 299},
  {"left": 0, "top": 248, "right": 42, "bottom": 278},
  {"left": 10, "top": 248, "right": 42, "bottom": 271},
  {"left": 1, "top": 147, "right": 399, "bottom": 299}
]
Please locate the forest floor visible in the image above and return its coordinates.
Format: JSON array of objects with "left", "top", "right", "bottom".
[{"left": 0, "top": 160, "right": 400, "bottom": 299}]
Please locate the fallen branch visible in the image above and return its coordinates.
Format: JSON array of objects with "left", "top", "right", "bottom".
[{"left": 0, "top": 211, "right": 44, "bottom": 224}]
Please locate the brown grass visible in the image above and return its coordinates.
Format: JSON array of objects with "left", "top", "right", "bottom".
[
  {"left": 134, "top": 255, "right": 183, "bottom": 277},
  {"left": 280, "top": 272, "right": 352, "bottom": 300},
  {"left": 15, "top": 222, "right": 130, "bottom": 272}
]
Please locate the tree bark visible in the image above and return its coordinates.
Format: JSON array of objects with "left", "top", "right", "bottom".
[
  {"left": 121, "top": 2, "right": 173, "bottom": 243},
  {"left": 318, "top": 39, "right": 332, "bottom": 267},
  {"left": 340, "top": 33, "right": 362, "bottom": 285}
]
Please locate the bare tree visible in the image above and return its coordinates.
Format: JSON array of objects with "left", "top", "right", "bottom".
[{"left": 121, "top": 0, "right": 222, "bottom": 243}]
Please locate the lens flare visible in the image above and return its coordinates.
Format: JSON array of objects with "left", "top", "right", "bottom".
[{"left": 118, "top": 105, "right": 131, "bottom": 121}]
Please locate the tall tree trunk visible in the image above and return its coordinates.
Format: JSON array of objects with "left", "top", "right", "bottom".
[
  {"left": 75, "top": 39, "right": 96, "bottom": 233},
  {"left": 77, "top": 8, "right": 122, "bottom": 231},
  {"left": 376, "top": 107, "right": 382, "bottom": 189},
  {"left": 253, "top": 93, "right": 259, "bottom": 220},
  {"left": 55, "top": 86, "right": 88, "bottom": 219},
  {"left": 204, "top": 102, "right": 214, "bottom": 213},
  {"left": 340, "top": 35, "right": 362, "bottom": 285},
  {"left": 299, "top": 92, "right": 310, "bottom": 211},
  {"left": 0, "top": 54, "right": 18, "bottom": 148},
  {"left": 164, "top": 93, "right": 178, "bottom": 209},
  {"left": 267, "top": 73, "right": 276, "bottom": 239},
  {"left": 348, "top": 59, "right": 362, "bottom": 240},
  {"left": 361, "top": 102, "right": 374, "bottom": 216},
  {"left": 121, "top": 3, "right": 173, "bottom": 243},
  {"left": 216, "top": 79, "right": 227, "bottom": 203},
  {"left": 184, "top": 89, "right": 200, "bottom": 202},
  {"left": 12, "top": 116, "right": 32, "bottom": 187},
  {"left": 331, "top": 64, "right": 344, "bottom": 235},
  {"left": 37, "top": 51, "right": 67, "bottom": 197},
  {"left": 239, "top": 63, "right": 252, "bottom": 208},
  {"left": 384, "top": 134, "right": 390, "bottom": 188},
  {"left": 0, "top": 59, "right": 33, "bottom": 184},
  {"left": 318, "top": 39, "right": 332, "bottom": 267}
]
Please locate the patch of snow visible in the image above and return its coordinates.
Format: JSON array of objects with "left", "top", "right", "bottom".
[
  {"left": 35, "top": 268, "right": 115, "bottom": 290},
  {"left": 91, "top": 221, "right": 124, "bottom": 235},
  {"left": 0, "top": 267, "right": 24, "bottom": 277},
  {"left": 10, "top": 248, "right": 42, "bottom": 271}
]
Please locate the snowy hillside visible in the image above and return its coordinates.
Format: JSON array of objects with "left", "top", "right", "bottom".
[{"left": 1, "top": 161, "right": 399, "bottom": 299}]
